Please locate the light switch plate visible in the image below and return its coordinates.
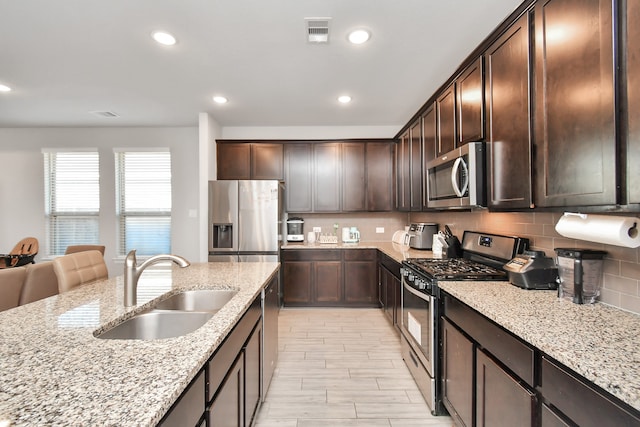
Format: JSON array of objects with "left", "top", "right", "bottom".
[
  {"left": 376, "top": 227, "right": 384, "bottom": 233},
  {"left": 313, "top": 227, "right": 321, "bottom": 232},
  {"left": 188, "top": 209, "right": 198, "bottom": 218}
]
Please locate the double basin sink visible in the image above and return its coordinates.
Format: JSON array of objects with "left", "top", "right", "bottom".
[{"left": 96, "top": 289, "right": 238, "bottom": 340}]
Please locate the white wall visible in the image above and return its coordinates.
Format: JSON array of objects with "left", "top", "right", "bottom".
[
  {"left": 0, "top": 127, "right": 199, "bottom": 276},
  {"left": 221, "top": 125, "right": 398, "bottom": 140}
]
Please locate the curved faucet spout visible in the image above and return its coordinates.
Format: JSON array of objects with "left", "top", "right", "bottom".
[{"left": 124, "top": 249, "right": 190, "bottom": 307}]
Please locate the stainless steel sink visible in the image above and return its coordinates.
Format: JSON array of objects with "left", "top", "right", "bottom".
[
  {"left": 97, "top": 310, "right": 214, "bottom": 340},
  {"left": 153, "top": 289, "right": 238, "bottom": 312}
]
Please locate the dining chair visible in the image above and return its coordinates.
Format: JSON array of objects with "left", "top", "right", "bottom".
[
  {"left": 0, "top": 267, "right": 27, "bottom": 311},
  {"left": 53, "top": 250, "right": 108, "bottom": 293},
  {"left": 64, "top": 245, "right": 106, "bottom": 255},
  {"left": 19, "top": 261, "right": 59, "bottom": 305}
]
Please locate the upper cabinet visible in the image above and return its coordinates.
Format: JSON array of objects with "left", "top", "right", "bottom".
[
  {"left": 409, "top": 120, "right": 423, "bottom": 211},
  {"left": 217, "top": 142, "right": 284, "bottom": 180},
  {"left": 284, "top": 143, "right": 313, "bottom": 212},
  {"left": 627, "top": 0, "right": 640, "bottom": 204},
  {"left": 457, "top": 57, "right": 485, "bottom": 144},
  {"left": 397, "top": 130, "right": 411, "bottom": 211},
  {"left": 422, "top": 104, "right": 437, "bottom": 210},
  {"left": 436, "top": 84, "right": 457, "bottom": 156},
  {"left": 365, "top": 142, "right": 395, "bottom": 212},
  {"left": 533, "top": 0, "right": 616, "bottom": 207},
  {"left": 313, "top": 143, "right": 342, "bottom": 212},
  {"left": 485, "top": 13, "right": 533, "bottom": 209}
]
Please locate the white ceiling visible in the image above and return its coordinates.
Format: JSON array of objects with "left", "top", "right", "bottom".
[{"left": 0, "top": 0, "right": 523, "bottom": 133}]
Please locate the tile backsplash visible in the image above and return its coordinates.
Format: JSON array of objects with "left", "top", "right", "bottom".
[{"left": 411, "top": 210, "right": 640, "bottom": 315}]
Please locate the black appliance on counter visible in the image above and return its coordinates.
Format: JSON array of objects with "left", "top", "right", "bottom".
[
  {"left": 504, "top": 250, "right": 559, "bottom": 290},
  {"left": 400, "top": 231, "right": 528, "bottom": 416}
]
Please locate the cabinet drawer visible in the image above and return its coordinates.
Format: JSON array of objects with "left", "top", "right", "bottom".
[
  {"left": 207, "top": 297, "right": 261, "bottom": 401},
  {"left": 343, "top": 249, "right": 377, "bottom": 261},
  {"left": 379, "top": 253, "right": 401, "bottom": 278},
  {"left": 444, "top": 295, "right": 535, "bottom": 387},
  {"left": 540, "top": 356, "right": 640, "bottom": 427},
  {"left": 160, "top": 370, "right": 205, "bottom": 427},
  {"left": 281, "top": 249, "right": 341, "bottom": 262}
]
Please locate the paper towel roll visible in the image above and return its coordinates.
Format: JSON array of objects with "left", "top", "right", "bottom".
[{"left": 555, "top": 213, "right": 640, "bottom": 248}]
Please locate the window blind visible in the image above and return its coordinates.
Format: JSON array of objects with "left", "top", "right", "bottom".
[
  {"left": 115, "top": 150, "right": 171, "bottom": 256},
  {"left": 43, "top": 151, "right": 100, "bottom": 257}
]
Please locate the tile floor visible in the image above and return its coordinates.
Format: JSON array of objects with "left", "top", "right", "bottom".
[{"left": 254, "top": 308, "right": 454, "bottom": 427}]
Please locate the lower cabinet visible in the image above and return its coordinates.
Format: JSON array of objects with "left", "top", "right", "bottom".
[
  {"left": 209, "top": 352, "right": 244, "bottom": 427},
  {"left": 378, "top": 253, "right": 401, "bottom": 332},
  {"left": 441, "top": 318, "right": 474, "bottom": 427},
  {"left": 282, "top": 249, "right": 378, "bottom": 307},
  {"left": 159, "top": 371, "right": 206, "bottom": 427}
]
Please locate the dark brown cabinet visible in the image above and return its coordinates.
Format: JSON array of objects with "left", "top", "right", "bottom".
[
  {"left": 378, "top": 253, "right": 401, "bottom": 331},
  {"left": 313, "top": 143, "right": 341, "bottom": 212},
  {"left": 485, "top": 12, "right": 533, "bottom": 209},
  {"left": 365, "top": 142, "right": 394, "bottom": 211},
  {"left": 282, "top": 249, "right": 378, "bottom": 307},
  {"left": 217, "top": 142, "right": 284, "bottom": 180},
  {"left": 244, "top": 321, "right": 262, "bottom": 426},
  {"left": 410, "top": 120, "right": 423, "bottom": 211},
  {"left": 627, "top": 0, "right": 640, "bottom": 204},
  {"left": 533, "top": 0, "right": 616, "bottom": 207},
  {"left": 209, "top": 352, "right": 244, "bottom": 427},
  {"left": 422, "top": 105, "right": 437, "bottom": 209},
  {"left": 284, "top": 143, "right": 313, "bottom": 212},
  {"left": 457, "top": 57, "right": 484, "bottom": 144},
  {"left": 342, "top": 143, "right": 366, "bottom": 211},
  {"left": 437, "top": 84, "right": 457, "bottom": 156},
  {"left": 159, "top": 371, "right": 205, "bottom": 427},
  {"left": 476, "top": 349, "right": 536, "bottom": 427},
  {"left": 397, "top": 130, "right": 411, "bottom": 211},
  {"left": 442, "top": 318, "right": 474, "bottom": 427},
  {"left": 344, "top": 249, "right": 377, "bottom": 305}
]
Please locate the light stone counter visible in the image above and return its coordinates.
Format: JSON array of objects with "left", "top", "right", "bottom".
[
  {"left": 439, "top": 280, "right": 640, "bottom": 412},
  {"left": 0, "top": 262, "right": 279, "bottom": 426},
  {"left": 281, "top": 241, "right": 438, "bottom": 264}
]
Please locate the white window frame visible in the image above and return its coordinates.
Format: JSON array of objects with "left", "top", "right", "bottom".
[
  {"left": 42, "top": 148, "right": 100, "bottom": 258},
  {"left": 114, "top": 148, "right": 172, "bottom": 258}
]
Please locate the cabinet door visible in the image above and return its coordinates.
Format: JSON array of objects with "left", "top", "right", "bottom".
[
  {"left": 397, "top": 131, "right": 411, "bottom": 211},
  {"left": 442, "top": 318, "right": 473, "bottom": 427},
  {"left": 313, "top": 143, "right": 341, "bottom": 212},
  {"left": 533, "top": 0, "right": 616, "bottom": 207},
  {"left": 344, "top": 250, "right": 378, "bottom": 306},
  {"left": 160, "top": 371, "right": 205, "bottom": 427},
  {"left": 342, "top": 143, "right": 366, "bottom": 211},
  {"left": 457, "top": 57, "right": 484, "bottom": 144},
  {"left": 244, "top": 322, "right": 262, "bottom": 426},
  {"left": 476, "top": 349, "right": 536, "bottom": 427},
  {"left": 627, "top": 0, "right": 640, "bottom": 203},
  {"left": 422, "top": 105, "right": 437, "bottom": 209},
  {"left": 366, "top": 142, "right": 394, "bottom": 211},
  {"left": 437, "top": 84, "right": 457, "bottom": 156},
  {"left": 217, "top": 143, "right": 251, "bottom": 180},
  {"left": 252, "top": 143, "right": 283, "bottom": 180},
  {"left": 284, "top": 144, "right": 313, "bottom": 212},
  {"left": 208, "top": 353, "right": 244, "bottom": 427},
  {"left": 486, "top": 13, "right": 533, "bottom": 209},
  {"left": 283, "top": 261, "right": 312, "bottom": 305},
  {"left": 314, "top": 261, "right": 342, "bottom": 304},
  {"left": 410, "top": 119, "right": 423, "bottom": 211}
]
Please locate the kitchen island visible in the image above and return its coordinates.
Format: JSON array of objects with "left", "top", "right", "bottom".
[{"left": 0, "top": 262, "right": 279, "bottom": 426}]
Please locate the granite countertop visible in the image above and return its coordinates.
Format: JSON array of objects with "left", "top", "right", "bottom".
[
  {"left": 281, "top": 241, "right": 437, "bottom": 264},
  {"left": 439, "top": 280, "right": 640, "bottom": 412},
  {"left": 0, "top": 262, "right": 279, "bottom": 426}
]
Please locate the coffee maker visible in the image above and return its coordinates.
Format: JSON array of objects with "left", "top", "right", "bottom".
[{"left": 286, "top": 217, "right": 304, "bottom": 242}]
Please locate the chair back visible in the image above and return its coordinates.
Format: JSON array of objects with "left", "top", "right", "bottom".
[
  {"left": 0, "top": 267, "right": 27, "bottom": 312},
  {"left": 19, "top": 261, "right": 59, "bottom": 305},
  {"left": 65, "top": 245, "right": 106, "bottom": 255},
  {"left": 53, "top": 250, "right": 108, "bottom": 293}
]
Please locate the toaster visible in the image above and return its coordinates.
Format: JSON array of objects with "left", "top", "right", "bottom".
[{"left": 407, "top": 223, "right": 439, "bottom": 250}]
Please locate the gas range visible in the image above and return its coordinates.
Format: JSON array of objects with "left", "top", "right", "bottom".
[{"left": 404, "top": 257, "right": 507, "bottom": 281}]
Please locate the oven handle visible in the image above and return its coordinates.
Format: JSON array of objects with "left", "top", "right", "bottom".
[
  {"left": 403, "top": 280, "right": 433, "bottom": 302},
  {"left": 451, "top": 157, "right": 469, "bottom": 197}
]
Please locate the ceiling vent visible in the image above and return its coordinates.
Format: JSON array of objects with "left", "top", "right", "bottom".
[
  {"left": 90, "top": 111, "right": 119, "bottom": 118},
  {"left": 305, "top": 18, "right": 331, "bottom": 43}
]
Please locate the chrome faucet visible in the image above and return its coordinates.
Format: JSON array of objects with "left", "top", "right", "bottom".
[{"left": 124, "top": 249, "right": 190, "bottom": 307}]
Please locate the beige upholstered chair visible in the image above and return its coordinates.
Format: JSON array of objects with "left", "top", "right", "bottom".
[
  {"left": 64, "top": 245, "right": 106, "bottom": 255},
  {"left": 53, "top": 250, "right": 108, "bottom": 293},
  {"left": 0, "top": 267, "right": 27, "bottom": 311},
  {"left": 19, "top": 261, "right": 59, "bottom": 305}
]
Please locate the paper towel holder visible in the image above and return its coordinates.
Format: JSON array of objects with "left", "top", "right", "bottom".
[{"left": 556, "top": 212, "right": 640, "bottom": 248}]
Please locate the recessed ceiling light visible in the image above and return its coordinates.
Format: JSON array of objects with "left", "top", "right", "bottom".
[
  {"left": 213, "top": 96, "right": 228, "bottom": 104},
  {"left": 338, "top": 95, "right": 352, "bottom": 104},
  {"left": 0, "top": 84, "right": 11, "bottom": 92},
  {"left": 152, "top": 31, "right": 177, "bottom": 46},
  {"left": 348, "top": 29, "right": 371, "bottom": 45}
]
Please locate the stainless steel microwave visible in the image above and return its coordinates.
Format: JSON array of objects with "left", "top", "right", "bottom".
[{"left": 426, "top": 141, "right": 485, "bottom": 209}]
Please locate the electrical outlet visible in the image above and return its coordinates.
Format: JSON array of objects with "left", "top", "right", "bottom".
[
  {"left": 376, "top": 227, "right": 384, "bottom": 233},
  {"left": 313, "top": 227, "right": 321, "bottom": 232}
]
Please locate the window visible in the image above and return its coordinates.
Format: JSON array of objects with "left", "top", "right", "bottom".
[
  {"left": 115, "top": 149, "right": 171, "bottom": 257},
  {"left": 43, "top": 150, "right": 100, "bottom": 257}
]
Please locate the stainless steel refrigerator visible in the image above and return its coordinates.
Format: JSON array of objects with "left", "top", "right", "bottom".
[{"left": 208, "top": 180, "right": 283, "bottom": 262}]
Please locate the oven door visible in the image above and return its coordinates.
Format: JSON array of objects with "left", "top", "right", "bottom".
[{"left": 401, "top": 280, "right": 436, "bottom": 377}]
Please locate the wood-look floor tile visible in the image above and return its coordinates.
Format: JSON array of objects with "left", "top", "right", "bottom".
[
  {"left": 298, "top": 419, "right": 391, "bottom": 427},
  {"left": 325, "top": 358, "right": 394, "bottom": 369},
  {"left": 355, "top": 403, "right": 434, "bottom": 419},
  {"left": 302, "top": 377, "right": 379, "bottom": 390},
  {"left": 327, "top": 389, "right": 411, "bottom": 404},
  {"left": 266, "top": 402, "right": 357, "bottom": 419}
]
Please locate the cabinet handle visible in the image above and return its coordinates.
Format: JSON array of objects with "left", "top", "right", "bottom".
[{"left": 409, "top": 349, "right": 419, "bottom": 368}]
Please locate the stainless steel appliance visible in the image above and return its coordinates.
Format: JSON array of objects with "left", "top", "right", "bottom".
[
  {"left": 286, "top": 217, "right": 304, "bottom": 242},
  {"left": 400, "top": 231, "right": 528, "bottom": 415},
  {"left": 555, "top": 248, "right": 607, "bottom": 304},
  {"left": 426, "top": 141, "right": 485, "bottom": 209},
  {"left": 407, "top": 223, "right": 438, "bottom": 250},
  {"left": 208, "top": 180, "right": 283, "bottom": 262},
  {"left": 504, "top": 250, "right": 559, "bottom": 290}
]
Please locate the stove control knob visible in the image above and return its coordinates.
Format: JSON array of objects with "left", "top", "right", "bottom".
[
  {"left": 401, "top": 268, "right": 409, "bottom": 277},
  {"left": 408, "top": 274, "right": 415, "bottom": 281},
  {"left": 416, "top": 279, "right": 426, "bottom": 290}
]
